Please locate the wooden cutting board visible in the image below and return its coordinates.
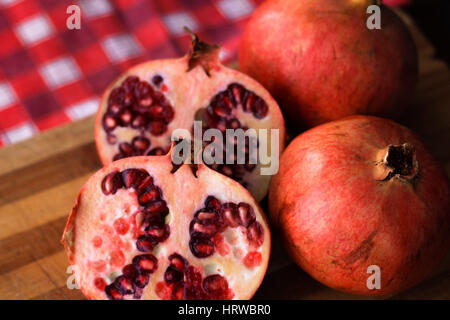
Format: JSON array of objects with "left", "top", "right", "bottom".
[{"left": 0, "top": 12, "right": 449, "bottom": 300}]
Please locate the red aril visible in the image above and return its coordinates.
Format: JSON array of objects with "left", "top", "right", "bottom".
[
  {"left": 95, "top": 30, "right": 285, "bottom": 201},
  {"left": 62, "top": 148, "right": 271, "bottom": 300},
  {"left": 269, "top": 116, "right": 450, "bottom": 296},
  {"left": 239, "top": 0, "right": 418, "bottom": 129}
]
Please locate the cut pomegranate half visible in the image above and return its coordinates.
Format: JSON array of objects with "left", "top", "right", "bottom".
[
  {"left": 62, "top": 148, "right": 271, "bottom": 300},
  {"left": 94, "top": 30, "right": 285, "bottom": 201}
]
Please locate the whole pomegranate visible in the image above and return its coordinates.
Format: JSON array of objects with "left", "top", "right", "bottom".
[
  {"left": 239, "top": 0, "right": 418, "bottom": 129},
  {"left": 96, "top": 30, "right": 285, "bottom": 201},
  {"left": 62, "top": 147, "right": 270, "bottom": 300},
  {"left": 269, "top": 116, "right": 450, "bottom": 296}
]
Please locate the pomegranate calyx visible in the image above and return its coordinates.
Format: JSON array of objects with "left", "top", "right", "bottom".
[
  {"left": 185, "top": 27, "right": 220, "bottom": 77},
  {"left": 376, "top": 143, "right": 419, "bottom": 181},
  {"left": 170, "top": 138, "right": 203, "bottom": 177}
]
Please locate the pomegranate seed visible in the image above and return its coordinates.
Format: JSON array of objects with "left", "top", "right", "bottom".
[
  {"left": 145, "top": 200, "right": 168, "bottom": 215},
  {"left": 113, "top": 217, "right": 130, "bottom": 235},
  {"left": 133, "top": 287, "right": 143, "bottom": 299},
  {"left": 109, "top": 104, "right": 122, "bottom": 115},
  {"left": 149, "top": 120, "right": 167, "bottom": 136},
  {"left": 229, "top": 83, "right": 244, "bottom": 104},
  {"left": 110, "top": 250, "right": 125, "bottom": 267},
  {"left": 189, "top": 237, "right": 215, "bottom": 258},
  {"left": 146, "top": 224, "right": 170, "bottom": 242},
  {"left": 136, "top": 235, "right": 156, "bottom": 252},
  {"left": 105, "top": 284, "right": 124, "bottom": 300},
  {"left": 137, "top": 176, "right": 154, "bottom": 191},
  {"left": 155, "top": 281, "right": 170, "bottom": 300},
  {"left": 237, "top": 202, "right": 256, "bottom": 227},
  {"left": 213, "top": 233, "right": 230, "bottom": 256},
  {"left": 203, "top": 274, "right": 228, "bottom": 297},
  {"left": 139, "top": 97, "right": 153, "bottom": 107},
  {"left": 122, "top": 264, "right": 137, "bottom": 279},
  {"left": 171, "top": 282, "right": 184, "bottom": 300},
  {"left": 153, "top": 91, "right": 165, "bottom": 103},
  {"left": 191, "top": 221, "right": 217, "bottom": 237},
  {"left": 133, "top": 254, "right": 158, "bottom": 274},
  {"left": 92, "top": 236, "right": 103, "bottom": 248},
  {"left": 124, "top": 93, "right": 134, "bottom": 106},
  {"left": 149, "top": 105, "right": 164, "bottom": 119},
  {"left": 94, "top": 277, "right": 107, "bottom": 291},
  {"left": 164, "top": 266, "right": 184, "bottom": 283},
  {"left": 135, "top": 81, "right": 153, "bottom": 97},
  {"left": 219, "top": 92, "right": 235, "bottom": 109},
  {"left": 243, "top": 251, "right": 262, "bottom": 268},
  {"left": 252, "top": 97, "right": 269, "bottom": 119},
  {"left": 213, "top": 105, "right": 231, "bottom": 117},
  {"left": 138, "top": 187, "right": 160, "bottom": 204},
  {"left": 168, "top": 253, "right": 187, "bottom": 271},
  {"left": 119, "top": 109, "right": 133, "bottom": 125},
  {"left": 108, "top": 87, "right": 125, "bottom": 105},
  {"left": 121, "top": 168, "right": 149, "bottom": 189},
  {"left": 163, "top": 106, "right": 174, "bottom": 122},
  {"left": 205, "top": 196, "right": 221, "bottom": 212},
  {"left": 142, "top": 212, "right": 166, "bottom": 229},
  {"left": 132, "top": 136, "right": 150, "bottom": 152},
  {"left": 123, "top": 87, "right": 134, "bottom": 102},
  {"left": 185, "top": 266, "right": 202, "bottom": 284},
  {"left": 114, "top": 275, "right": 134, "bottom": 294},
  {"left": 124, "top": 76, "right": 139, "bottom": 90},
  {"left": 222, "top": 203, "right": 239, "bottom": 227},
  {"left": 102, "top": 114, "right": 117, "bottom": 131},
  {"left": 119, "top": 142, "right": 135, "bottom": 156},
  {"left": 244, "top": 92, "right": 256, "bottom": 112},
  {"left": 131, "top": 114, "right": 149, "bottom": 128},
  {"left": 184, "top": 266, "right": 205, "bottom": 298},
  {"left": 101, "top": 171, "right": 123, "bottom": 195},
  {"left": 91, "top": 260, "right": 107, "bottom": 272},
  {"left": 247, "top": 221, "right": 264, "bottom": 247},
  {"left": 134, "top": 273, "right": 150, "bottom": 288},
  {"left": 196, "top": 211, "right": 217, "bottom": 222}
]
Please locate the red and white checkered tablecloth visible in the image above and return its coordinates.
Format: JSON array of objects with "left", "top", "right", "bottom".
[{"left": 0, "top": 0, "right": 264, "bottom": 147}]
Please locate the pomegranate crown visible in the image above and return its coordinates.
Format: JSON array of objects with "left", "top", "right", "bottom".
[
  {"left": 185, "top": 27, "right": 221, "bottom": 77},
  {"left": 169, "top": 138, "right": 200, "bottom": 177}
]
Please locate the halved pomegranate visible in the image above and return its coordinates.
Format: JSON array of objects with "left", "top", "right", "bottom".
[
  {"left": 95, "top": 30, "right": 285, "bottom": 201},
  {"left": 61, "top": 147, "right": 271, "bottom": 300}
]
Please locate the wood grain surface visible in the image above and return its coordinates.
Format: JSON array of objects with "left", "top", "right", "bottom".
[{"left": 0, "top": 12, "right": 449, "bottom": 300}]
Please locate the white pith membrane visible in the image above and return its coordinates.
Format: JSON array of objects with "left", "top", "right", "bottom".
[
  {"left": 95, "top": 34, "right": 285, "bottom": 202},
  {"left": 62, "top": 155, "right": 271, "bottom": 300}
]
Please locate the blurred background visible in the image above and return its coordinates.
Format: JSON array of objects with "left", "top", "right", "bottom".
[{"left": 0, "top": 0, "right": 448, "bottom": 148}]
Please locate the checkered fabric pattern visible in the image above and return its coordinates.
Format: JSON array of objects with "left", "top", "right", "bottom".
[{"left": 0, "top": 0, "right": 264, "bottom": 147}]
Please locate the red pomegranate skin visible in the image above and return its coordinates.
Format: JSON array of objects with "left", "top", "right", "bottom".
[
  {"left": 269, "top": 116, "right": 450, "bottom": 296},
  {"left": 239, "top": 0, "right": 418, "bottom": 129}
]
